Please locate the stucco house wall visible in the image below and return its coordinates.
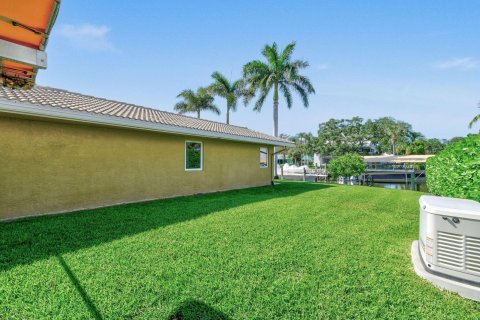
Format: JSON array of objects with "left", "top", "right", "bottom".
[{"left": 0, "top": 115, "right": 273, "bottom": 220}]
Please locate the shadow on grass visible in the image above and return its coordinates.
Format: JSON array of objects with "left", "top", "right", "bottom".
[
  {"left": 168, "top": 299, "right": 231, "bottom": 320},
  {"left": 57, "top": 255, "right": 103, "bottom": 320},
  {"left": 0, "top": 182, "right": 333, "bottom": 272}
]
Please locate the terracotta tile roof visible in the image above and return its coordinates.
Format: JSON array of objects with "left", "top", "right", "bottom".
[{"left": 0, "top": 86, "right": 292, "bottom": 145}]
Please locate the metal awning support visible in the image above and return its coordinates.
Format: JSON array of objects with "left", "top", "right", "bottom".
[
  {"left": 0, "top": 39, "right": 47, "bottom": 69},
  {"left": 271, "top": 146, "right": 289, "bottom": 156}
]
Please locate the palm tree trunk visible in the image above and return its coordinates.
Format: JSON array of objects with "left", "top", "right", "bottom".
[
  {"left": 273, "top": 82, "right": 279, "bottom": 178},
  {"left": 197, "top": 110, "right": 200, "bottom": 119},
  {"left": 226, "top": 105, "right": 230, "bottom": 125}
]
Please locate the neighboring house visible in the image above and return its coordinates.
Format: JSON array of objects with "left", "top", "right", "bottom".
[
  {"left": 361, "top": 140, "right": 378, "bottom": 155},
  {"left": 0, "top": 86, "right": 293, "bottom": 220}
]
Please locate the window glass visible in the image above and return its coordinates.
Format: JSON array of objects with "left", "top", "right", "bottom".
[
  {"left": 186, "top": 142, "right": 202, "bottom": 170},
  {"left": 260, "top": 147, "right": 268, "bottom": 168}
]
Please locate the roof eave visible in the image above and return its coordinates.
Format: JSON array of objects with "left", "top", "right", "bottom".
[{"left": 0, "top": 98, "right": 295, "bottom": 147}]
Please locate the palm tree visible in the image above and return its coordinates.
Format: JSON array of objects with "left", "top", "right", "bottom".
[
  {"left": 468, "top": 103, "right": 480, "bottom": 129},
  {"left": 208, "top": 72, "right": 245, "bottom": 124},
  {"left": 174, "top": 87, "right": 220, "bottom": 119},
  {"left": 384, "top": 122, "right": 409, "bottom": 155},
  {"left": 243, "top": 41, "right": 315, "bottom": 176}
]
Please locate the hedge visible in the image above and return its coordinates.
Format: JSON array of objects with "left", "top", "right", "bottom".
[{"left": 426, "top": 135, "right": 480, "bottom": 201}]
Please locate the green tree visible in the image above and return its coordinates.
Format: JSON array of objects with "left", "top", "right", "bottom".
[
  {"left": 288, "top": 132, "right": 316, "bottom": 165},
  {"left": 408, "top": 131, "right": 425, "bottom": 143},
  {"left": 317, "top": 117, "right": 368, "bottom": 156},
  {"left": 424, "top": 138, "right": 445, "bottom": 154},
  {"left": 208, "top": 72, "right": 245, "bottom": 124},
  {"left": 328, "top": 154, "right": 366, "bottom": 179},
  {"left": 243, "top": 42, "right": 315, "bottom": 176},
  {"left": 406, "top": 140, "right": 426, "bottom": 155},
  {"left": 448, "top": 136, "right": 465, "bottom": 144},
  {"left": 174, "top": 88, "right": 220, "bottom": 119},
  {"left": 366, "top": 117, "right": 412, "bottom": 155}
]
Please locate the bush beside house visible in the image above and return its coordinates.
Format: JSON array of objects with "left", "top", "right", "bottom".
[{"left": 426, "top": 134, "right": 480, "bottom": 201}]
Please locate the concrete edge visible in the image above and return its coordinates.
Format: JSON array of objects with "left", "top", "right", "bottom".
[{"left": 411, "top": 240, "right": 480, "bottom": 302}]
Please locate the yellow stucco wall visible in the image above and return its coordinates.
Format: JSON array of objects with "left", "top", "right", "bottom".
[{"left": 0, "top": 115, "right": 273, "bottom": 220}]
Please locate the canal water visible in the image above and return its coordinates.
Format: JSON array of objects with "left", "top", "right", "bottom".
[
  {"left": 370, "top": 182, "right": 428, "bottom": 192},
  {"left": 326, "top": 179, "right": 428, "bottom": 192}
]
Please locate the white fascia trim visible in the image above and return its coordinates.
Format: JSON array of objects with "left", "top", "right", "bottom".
[{"left": 0, "top": 99, "right": 295, "bottom": 147}]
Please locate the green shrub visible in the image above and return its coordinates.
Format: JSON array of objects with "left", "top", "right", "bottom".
[
  {"left": 328, "top": 154, "right": 365, "bottom": 178},
  {"left": 426, "top": 134, "right": 480, "bottom": 201}
]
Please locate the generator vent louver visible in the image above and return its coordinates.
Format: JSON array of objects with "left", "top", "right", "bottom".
[
  {"left": 437, "top": 231, "right": 464, "bottom": 269},
  {"left": 466, "top": 236, "right": 480, "bottom": 274},
  {"left": 437, "top": 231, "right": 480, "bottom": 275}
]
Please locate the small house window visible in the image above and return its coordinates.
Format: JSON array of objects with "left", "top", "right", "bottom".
[
  {"left": 260, "top": 147, "right": 268, "bottom": 168},
  {"left": 185, "top": 141, "right": 203, "bottom": 171}
]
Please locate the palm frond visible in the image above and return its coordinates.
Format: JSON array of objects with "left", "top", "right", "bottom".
[
  {"left": 174, "top": 101, "right": 189, "bottom": 114},
  {"left": 176, "top": 89, "right": 195, "bottom": 99},
  {"left": 279, "top": 42, "right": 296, "bottom": 65},
  {"left": 291, "top": 59, "right": 309, "bottom": 69},
  {"left": 294, "top": 75, "right": 315, "bottom": 94},
  {"left": 254, "top": 89, "right": 270, "bottom": 112},
  {"left": 175, "top": 87, "right": 221, "bottom": 118},
  {"left": 469, "top": 112, "right": 480, "bottom": 128},
  {"left": 205, "top": 104, "right": 221, "bottom": 115},
  {"left": 262, "top": 43, "right": 279, "bottom": 69},
  {"left": 279, "top": 83, "right": 293, "bottom": 109},
  {"left": 211, "top": 72, "right": 231, "bottom": 92},
  {"left": 243, "top": 60, "right": 270, "bottom": 77},
  {"left": 292, "top": 83, "right": 309, "bottom": 108}
]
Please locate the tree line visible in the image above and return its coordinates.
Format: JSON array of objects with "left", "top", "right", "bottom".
[{"left": 283, "top": 116, "right": 464, "bottom": 165}]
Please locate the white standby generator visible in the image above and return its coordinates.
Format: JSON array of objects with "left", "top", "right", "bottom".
[{"left": 412, "top": 195, "right": 480, "bottom": 301}]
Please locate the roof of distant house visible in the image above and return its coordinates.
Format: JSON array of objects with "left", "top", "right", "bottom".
[{"left": 0, "top": 86, "right": 293, "bottom": 146}]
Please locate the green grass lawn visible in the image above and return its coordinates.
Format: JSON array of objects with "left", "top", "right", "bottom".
[{"left": 1, "top": 182, "right": 479, "bottom": 319}]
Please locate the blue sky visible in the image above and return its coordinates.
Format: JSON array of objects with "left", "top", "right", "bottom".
[{"left": 38, "top": 1, "right": 480, "bottom": 139}]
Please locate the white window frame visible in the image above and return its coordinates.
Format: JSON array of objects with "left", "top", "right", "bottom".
[
  {"left": 185, "top": 141, "right": 203, "bottom": 171},
  {"left": 260, "top": 147, "right": 269, "bottom": 168}
]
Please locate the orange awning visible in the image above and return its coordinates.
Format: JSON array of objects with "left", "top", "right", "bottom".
[{"left": 0, "top": 0, "right": 60, "bottom": 89}]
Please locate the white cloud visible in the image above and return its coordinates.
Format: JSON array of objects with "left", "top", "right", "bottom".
[
  {"left": 431, "top": 57, "right": 479, "bottom": 70},
  {"left": 316, "top": 63, "right": 329, "bottom": 71},
  {"left": 56, "top": 24, "right": 116, "bottom": 52}
]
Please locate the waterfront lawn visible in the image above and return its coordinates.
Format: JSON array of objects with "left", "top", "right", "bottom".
[{"left": 1, "top": 182, "right": 479, "bottom": 319}]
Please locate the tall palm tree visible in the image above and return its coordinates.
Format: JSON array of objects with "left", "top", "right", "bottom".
[
  {"left": 384, "top": 122, "right": 409, "bottom": 155},
  {"left": 469, "top": 103, "right": 480, "bottom": 129},
  {"left": 208, "top": 72, "right": 245, "bottom": 125},
  {"left": 174, "top": 87, "right": 220, "bottom": 119},
  {"left": 243, "top": 42, "right": 315, "bottom": 176}
]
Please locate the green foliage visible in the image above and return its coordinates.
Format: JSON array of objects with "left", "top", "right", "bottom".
[
  {"left": 365, "top": 117, "right": 412, "bottom": 155},
  {"left": 1, "top": 182, "right": 479, "bottom": 319},
  {"left": 174, "top": 87, "right": 220, "bottom": 118},
  {"left": 242, "top": 42, "right": 315, "bottom": 111},
  {"left": 427, "top": 134, "right": 480, "bottom": 201},
  {"left": 448, "top": 136, "right": 465, "bottom": 145},
  {"left": 207, "top": 72, "right": 246, "bottom": 124},
  {"left": 186, "top": 142, "right": 202, "bottom": 169},
  {"left": 286, "top": 132, "right": 316, "bottom": 165},
  {"left": 328, "top": 153, "right": 366, "bottom": 178},
  {"left": 317, "top": 117, "right": 367, "bottom": 156},
  {"left": 314, "top": 116, "right": 449, "bottom": 157}
]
